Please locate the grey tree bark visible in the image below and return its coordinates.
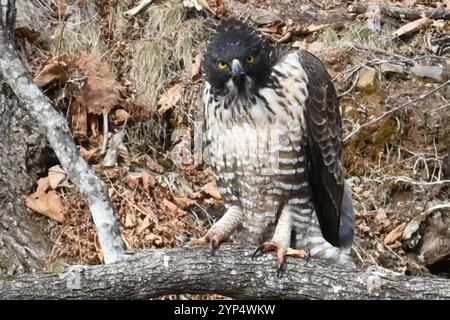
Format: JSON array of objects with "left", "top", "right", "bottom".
[
  {"left": 0, "top": 81, "right": 52, "bottom": 275},
  {"left": 0, "top": 245, "right": 449, "bottom": 299}
]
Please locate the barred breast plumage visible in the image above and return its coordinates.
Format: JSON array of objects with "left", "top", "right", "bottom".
[{"left": 204, "top": 52, "right": 310, "bottom": 243}]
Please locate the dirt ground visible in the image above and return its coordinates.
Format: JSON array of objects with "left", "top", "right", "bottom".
[{"left": 16, "top": 0, "right": 450, "bottom": 289}]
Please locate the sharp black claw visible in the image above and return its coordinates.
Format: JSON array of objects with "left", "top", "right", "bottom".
[
  {"left": 252, "top": 245, "right": 264, "bottom": 260},
  {"left": 277, "top": 262, "right": 287, "bottom": 277},
  {"left": 303, "top": 249, "right": 311, "bottom": 266},
  {"left": 210, "top": 238, "right": 218, "bottom": 256}
]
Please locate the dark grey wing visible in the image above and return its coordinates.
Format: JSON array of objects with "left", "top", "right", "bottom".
[{"left": 298, "top": 50, "right": 354, "bottom": 247}]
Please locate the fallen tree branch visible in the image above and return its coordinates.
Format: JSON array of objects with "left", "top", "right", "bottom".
[
  {"left": 0, "top": 0, "right": 126, "bottom": 263},
  {"left": 0, "top": 246, "right": 449, "bottom": 299},
  {"left": 124, "top": 0, "right": 154, "bottom": 17},
  {"left": 348, "top": 3, "right": 450, "bottom": 21}
]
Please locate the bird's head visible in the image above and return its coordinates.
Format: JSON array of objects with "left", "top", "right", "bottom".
[{"left": 204, "top": 17, "right": 275, "bottom": 96}]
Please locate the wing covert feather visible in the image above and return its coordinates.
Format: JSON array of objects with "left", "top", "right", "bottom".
[{"left": 298, "top": 50, "right": 344, "bottom": 247}]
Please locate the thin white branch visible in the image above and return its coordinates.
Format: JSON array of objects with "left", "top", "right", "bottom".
[
  {"left": 124, "top": 0, "right": 154, "bottom": 17},
  {"left": 0, "top": 0, "right": 126, "bottom": 263}
]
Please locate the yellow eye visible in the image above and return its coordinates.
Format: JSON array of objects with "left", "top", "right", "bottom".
[
  {"left": 246, "top": 54, "right": 256, "bottom": 64},
  {"left": 217, "top": 60, "right": 229, "bottom": 70}
]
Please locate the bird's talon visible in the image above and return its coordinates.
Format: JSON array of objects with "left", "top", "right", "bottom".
[
  {"left": 192, "top": 230, "right": 223, "bottom": 256},
  {"left": 191, "top": 237, "right": 208, "bottom": 246},
  {"left": 251, "top": 244, "right": 265, "bottom": 260},
  {"left": 303, "top": 249, "right": 311, "bottom": 266},
  {"left": 277, "top": 262, "right": 287, "bottom": 276},
  {"left": 210, "top": 238, "right": 219, "bottom": 256}
]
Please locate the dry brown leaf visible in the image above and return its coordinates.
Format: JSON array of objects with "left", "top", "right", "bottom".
[
  {"left": 73, "top": 53, "right": 121, "bottom": 115},
  {"left": 125, "top": 213, "right": 136, "bottom": 228},
  {"left": 114, "top": 109, "right": 130, "bottom": 125},
  {"left": 35, "top": 177, "right": 51, "bottom": 196},
  {"left": 162, "top": 198, "right": 178, "bottom": 215},
  {"left": 108, "top": 187, "right": 115, "bottom": 198},
  {"left": 189, "top": 191, "right": 203, "bottom": 200},
  {"left": 145, "top": 233, "right": 162, "bottom": 244},
  {"left": 137, "top": 154, "right": 165, "bottom": 173},
  {"left": 15, "top": 26, "right": 40, "bottom": 42},
  {"left": 79, "top": 146, "right": 99, "bottom": 161},
  {"left": 136, "top": 216, "right": 151, "bottom": 235},
  {"left": 384, "top": 223, "right": 406, "bottom": 245},
  {"left": 90, "top": 120, "right": 102, "bottom": 142},
  {"left": 202, "top": 182, "right": 222, "bottom": 200},
  {"left": 259, "top": 20, "right": 284, "bottom": 34},
  {"left": 191, "top": 53, "right": 203, "bottom": 80},
  {"left": 34, "top": 54, "right": 75, "bottom": 87},
  {"left": 306, "top": 23, "right": 329, "bottom": 33},
  {"left": 48, "top": 165, "right": 69, "bottom": 189},
  {"left": 173, "top": 196, "right": 197, "bottom": 209},
  {"left": 126, "top": 172, "right": 143, "bottom": 186},
  {"left": 141, "top": 171, "right": 157, "bottom": 192},
  {"left": 393, "top": 17, "right": 432, "bottom": 37},
  {"left": 291, "top": 23, "right": 329, "bottom": 35},
  {"left": 25, "top": 178, "right": 65, "bottom": 223},
  {"left": 137, "top": 204, "right": 158, "bottom": 224},
  {"left": 70, "top": 99, "right": 89, "bottom": 138},
  {"left": 157, "top": 83, "right": 185, "bottom": 115},
  {"left": 117, "top": 144, "right": 130, "bottom": 164},
  {"left": 177, "top": 208, "right": 188, "bottom": 217},
  {"left": 277, "top": 32, "right": 292, "bottom": 43}
]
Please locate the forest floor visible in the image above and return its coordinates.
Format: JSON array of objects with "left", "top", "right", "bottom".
[{"left": 15, "top": 0, "right": 450, "bottom": 297}]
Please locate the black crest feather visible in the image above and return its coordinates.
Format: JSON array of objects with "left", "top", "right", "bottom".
[{"left": 204, "top": 17, "right": 275, "bottom": 92}]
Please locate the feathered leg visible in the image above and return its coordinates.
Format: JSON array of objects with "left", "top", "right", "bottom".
[{"left": 192, "top": 206, "right": 243, "bottom": 255}]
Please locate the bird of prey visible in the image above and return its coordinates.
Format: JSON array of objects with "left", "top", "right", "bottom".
[{"left": 194, "top": 17, "right": 355, "bottom": 270}]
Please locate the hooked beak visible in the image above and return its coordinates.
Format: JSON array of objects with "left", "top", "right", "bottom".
[{"left": 231, "top": 59, "right": 245, "bottom": 91}]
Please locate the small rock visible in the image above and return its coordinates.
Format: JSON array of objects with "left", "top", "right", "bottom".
[
  {"left": 307, "top": 41, "right": 325, "bottom": 54},
  {"left": 393, "top": 17, "right": 432, "bottom": 38},
  {"left": 403, "top": 216, "right": 424, "bottom": 241},
  {"left": 357, "top": 66, "right": 378, "bottom": 94},
  {"left": 251, "top": 8, "right": 281, "bottom": 26},
  {"left": 380, "top": 63, "right": 405, "bottom": 75},
  {"left": 410, "top": 65, "right": 446, "bottom": 82}
]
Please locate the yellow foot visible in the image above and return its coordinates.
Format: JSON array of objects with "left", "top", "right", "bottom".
[
  {"left": 252, "top": 241, "right": 309, "bottom": 274},
  {"left": 191, "top": 229, "right": 223, "bottom": 256}
]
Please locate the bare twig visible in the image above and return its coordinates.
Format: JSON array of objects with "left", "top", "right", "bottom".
[
  {"left": 423, "top": 203, "right": 450, "bottom": 216},
  {"left": 394, "top": 177, "right": 450, "bottom": 186},
  {"left": 124, "top": 0, "right": 154, "bottom": 17},
  {"left": 338, "top": 72, "right": 359, "bottom": 98}
]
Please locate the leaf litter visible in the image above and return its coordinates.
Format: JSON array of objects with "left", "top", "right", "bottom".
[{"left": 18, "top": 0, "right": 450, "bottom": 288}]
